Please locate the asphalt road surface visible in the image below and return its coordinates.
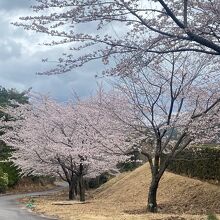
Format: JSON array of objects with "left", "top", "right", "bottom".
[{"left": 0, "top": 183, "right": 67, "bottom": 220}]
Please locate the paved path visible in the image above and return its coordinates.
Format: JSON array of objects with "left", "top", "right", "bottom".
[{"left": 0, "top": 183, "right": 67, "bottom": 220}]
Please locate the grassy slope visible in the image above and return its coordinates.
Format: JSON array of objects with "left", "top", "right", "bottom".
[
  {"left": 95, "top": 164, "right": 220, "bottom": 214},
  {"left": 35, "top": 164, "right": 220, "bottom": 220}
]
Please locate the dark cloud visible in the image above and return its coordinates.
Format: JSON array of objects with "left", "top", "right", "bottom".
[
  {"left": 0, "top": 1, "right": 109, "bottom": 101},
  {"left": 0, "top": 45, "right": 104, "bottom": 101}
]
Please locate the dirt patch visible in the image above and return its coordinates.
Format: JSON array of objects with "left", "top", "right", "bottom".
[{"left": 33, "top": 164, "right": 220, "bottom": 220}]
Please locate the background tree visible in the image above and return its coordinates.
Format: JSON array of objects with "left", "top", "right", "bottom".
[
  {"left": 0, "top": 86, "right": 29, "bottom": 188},
  {"left": 14, "top": 0, "right": 220, "bottom": 75},
  {"left": 0, "top": 86, "right": 29, "bottom": 159},
  {"left": 1, "top": 92, "right": 133, "bottom": 201}
]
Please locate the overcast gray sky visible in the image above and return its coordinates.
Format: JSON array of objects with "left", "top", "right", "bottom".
[{"left": 0, "top": 0, "right": 104, "bottom": 101}]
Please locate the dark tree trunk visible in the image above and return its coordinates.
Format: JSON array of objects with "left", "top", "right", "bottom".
[
  {"left": 147, "top": 145, "right": 160, "bottom": 213},
  {"left": 147, "top": 155, "right": 167, "bottom": 213},
  {"left": 79, "top": 174, "right": 85, "bottom": 202},
  {"left": 68, "top": 182, "right": 76, "bottom": 200},
  {"left": 75, "top": 182, "right": 78, "bottom": 196},
  {"left": 147, "top": 178, "right": 159, "bottom": 212}
]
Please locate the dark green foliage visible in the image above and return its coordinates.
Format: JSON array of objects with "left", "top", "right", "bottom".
[
  {"left": 207, "top": 213, "right": 219, "bottom": 220},
  {"left": 0, "top": 142, "right": 10, "bottom": 161},
  {"left": 0, "top": 145, "right": 21, "bottom": 187},
  {"left": 0, "top": 167, "right": 8, "bottom": 193},
  {"left": 85, "top": 173, "right": 109, "bottom": 189},
  {"left": 163, "top": 146, "right": 220, "bottom": 181},
  {"left": 118, "top": 160, "right": 139, "bottom": 172},
  {"left": 0, "top": 87, "right": 29, "bottom": 105},
  {"left": 0, "top": 86, "right": 29, "bottom": 188},
  {"left": 0, "top": 86, "right": 29, "bottom": 119},
  {"left": 0, "top": 162, "right": 21, "bottom": 187},
  {"left": 118, "top": 149, "right": 144, "bottom": 172}
]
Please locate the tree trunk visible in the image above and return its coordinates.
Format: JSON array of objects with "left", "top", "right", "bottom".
[
  {"left": 68, "top": 182, "right": 75, "bottom": 200},
  {"left": 75, "top": 182, "right": 78, "bottom": 196},
  {"left": 79, "top": 174, "right": 85, "bottom": 202},
  {"left": 147, "top": 178, "right": 159, "bottom": 212}
]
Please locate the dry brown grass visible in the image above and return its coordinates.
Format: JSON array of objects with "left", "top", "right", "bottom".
[
  {"left": 8, "top": 177, "right": 55, "bottom": 194},
  {"left": 33, "top": 164, "right": 220, "bottom": 220}
]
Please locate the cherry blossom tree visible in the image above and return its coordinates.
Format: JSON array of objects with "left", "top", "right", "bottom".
[
  {"left": 101, "top": 52, "right": 220, "bottom": 212},
  {"left": 14, "top": 0, "right": 220, "bottom": 75},
  {"left": 1, "top": 93, "right": 133, "bottom": 201}
]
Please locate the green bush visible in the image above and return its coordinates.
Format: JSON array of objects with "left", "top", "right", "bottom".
[
  {"left": 163, "top": 146, "right": 220, "bottom": 181},
  {"left": 118, "top": 149, "right": 143, "bottom": 172},
  {"left": 0, "top": 162, "right": 21, "bottom": 187},
  {"left": 26, "top": 198, "right": 36, "bottom": 209},
  {"left": 0, "top": 167, "right": 8, "bottom": 193},
  {"left": 118, "top": 161, "right": 137, "bottom": 172},
  {"left": 86, "top": 173, "right": 110, "bottom": 189},
  {"left": 207, "top": 213, "right": 219, "bottom": 220}
]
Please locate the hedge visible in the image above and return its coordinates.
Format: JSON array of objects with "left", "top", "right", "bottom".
[
  {"left": 163, "top": 145, "right": 220, "bottom": 181},
  {"left": 85, "top": 173, "right": 110, "bottom": 189}
]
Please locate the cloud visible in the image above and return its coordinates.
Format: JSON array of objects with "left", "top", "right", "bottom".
[
  {"left": 0, "top": 1, "right": 110, "bottom": 101},
  {"left": 0, "top": 44, "right": 104, "bottom": 101},
  {"left": 0, "top": 39, "right": 22, "bottom": 60},
  {"left": 0, "top": 0, "right": 33, "bottom": 11}
]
